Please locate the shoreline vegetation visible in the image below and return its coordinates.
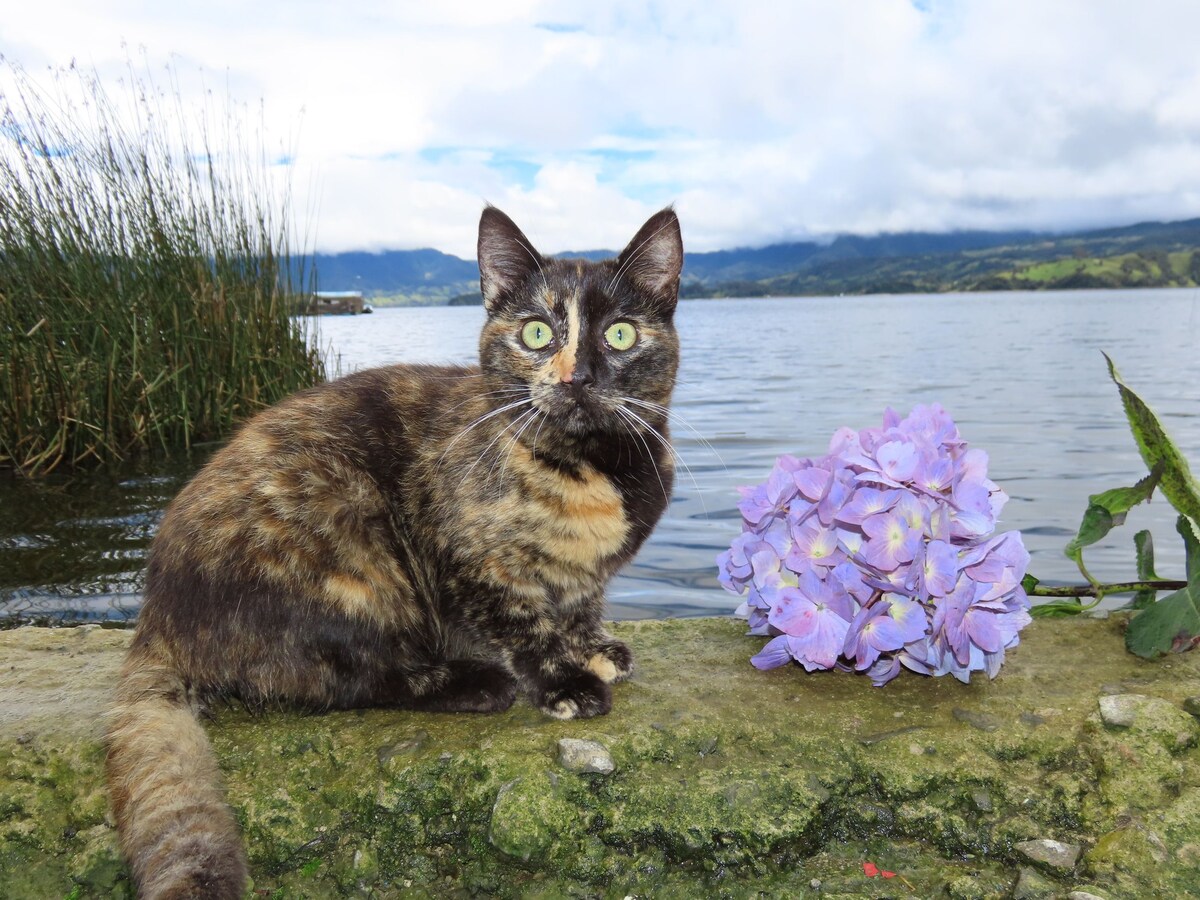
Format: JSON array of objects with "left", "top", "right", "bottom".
[{"left": 0, "top": 60, "right": 324, "bottom": 475}]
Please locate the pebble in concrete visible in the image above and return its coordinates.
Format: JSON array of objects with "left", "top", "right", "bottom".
[
  {"left": 556, "top": 738, "right": 615, "bottom": 774},
  {"left": 1099, "top": 693, "right": 1157, "bottom": 727},
  {"left": 1012, "top": 866, "right": 1057, "bottom": 899},
  {"left": 1097, "top": 693, "right": 1200, "bottom": 750},
  {"left": 1014, "top": 838, "right": 1082, "bottom": 872},
  {"left": 951, "top": 707, "right": 1001, "bottom": 732}
]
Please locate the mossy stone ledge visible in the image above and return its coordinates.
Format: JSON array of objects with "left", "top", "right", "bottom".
[{"left": 2, "top": 616, "right": 1199, "bottom": 898}]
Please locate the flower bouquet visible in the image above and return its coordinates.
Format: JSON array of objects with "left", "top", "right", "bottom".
[{"left": 718, "top": 404, "right": 1031, "bottom": 685}]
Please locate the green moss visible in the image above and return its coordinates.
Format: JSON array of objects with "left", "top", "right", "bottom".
[{"left": 3, "top": 618, "right": 1200, "bottom": 897}]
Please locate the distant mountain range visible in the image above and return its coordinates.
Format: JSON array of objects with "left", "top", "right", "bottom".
[{"left": 310, "top": 217, "right": 1200, "bottom": 304}]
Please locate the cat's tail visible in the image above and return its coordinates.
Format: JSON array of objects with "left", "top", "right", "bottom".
[{"left": 105, "top": 639, "right": 248, "bottom": 900}]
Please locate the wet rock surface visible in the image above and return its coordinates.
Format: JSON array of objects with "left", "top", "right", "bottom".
[
  {"left": 2, "top": 616, "right": 1200, "bottom": 898},
  {"left": 1015, "top": 837, "right": 1082, "bottom": 872},
  {"left": 556, "top": 737, "right": 615, "bottom": 774},
  {"left": 1012, "top": 865, "right": 1058, "bottom": 899}
]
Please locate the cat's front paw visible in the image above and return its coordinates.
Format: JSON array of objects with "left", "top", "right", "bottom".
[
  {"left": 537, "top": 670, "right": 612, "bottom": 720},
  {"left": 408, "top": 659, "right": 517, "bottom": 713},
  {"left": 585, "top": 640, "right": 634, "bottom": 684}
]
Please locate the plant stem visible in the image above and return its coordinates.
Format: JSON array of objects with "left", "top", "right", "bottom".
[
  {"left": 1029, "top": 579, "right": 1186, "bottom": 598},
  {"left": 1073, "top": 555, "right": 1105, "bottom": 601}
]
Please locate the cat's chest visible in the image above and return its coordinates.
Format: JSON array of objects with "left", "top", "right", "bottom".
[
  {"left": 533, "top": 462, "right": 629, "bottom": 564},
  {"left": 454, "top": 452, "right": 632, "bottom": 591}
]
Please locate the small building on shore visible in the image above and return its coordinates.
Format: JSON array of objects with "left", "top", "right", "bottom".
[{"left": 304, "top": 291, "right": 370, "bottom": 315}]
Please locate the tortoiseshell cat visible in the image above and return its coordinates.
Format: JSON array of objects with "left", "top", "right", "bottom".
[{"left": 105, "top": 206, "right": 683, "bottom": 898}]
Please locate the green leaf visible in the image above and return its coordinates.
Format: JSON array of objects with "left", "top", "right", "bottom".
[
  {"left": 1063, "top": 464, "right": 1162, "bottom": 562},
  {"left": 1064, "top": 506, "right": 1114, "bottom": 563},
  {"left": 1135, "top": 529, "right": 1160, "bottom": 580},
  {"left": 1105, "top": 353, "right": 1200, "bottom": 544},
  {"left": 1130, "top": 529, "right": 1159, "bottom": 610},
  {"left": 1125, "top": 583, "right": 1200, "bottom": 658},
  {"left": 1021, "top": 573, "right": 1041, "bottom": 594},
  {"left": 1030, "top": 600, "right": 1086, "bottom": 618},
  {"left": 1180, "top": 513, "right": 1200, "bottom": 584},
  {"left": 1125, "top": 515, "right": 1200, "bottom": 658}
]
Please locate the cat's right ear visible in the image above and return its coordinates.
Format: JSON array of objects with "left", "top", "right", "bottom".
[{"left": 478, "top": 206, "right": 543, "bottom": 312}]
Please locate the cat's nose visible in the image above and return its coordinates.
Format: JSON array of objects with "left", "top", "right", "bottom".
[{"left": 562, "top": 361, "right": 595, "bottom": 389}]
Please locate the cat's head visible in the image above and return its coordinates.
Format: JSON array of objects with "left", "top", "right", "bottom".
[{"left": 476, "top": 207, "right": 683, "bottom": 440}]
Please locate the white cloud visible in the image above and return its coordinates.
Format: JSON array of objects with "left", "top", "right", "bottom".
[{"left": 4, "top": 0, "right": 1200, "bottom": 256}]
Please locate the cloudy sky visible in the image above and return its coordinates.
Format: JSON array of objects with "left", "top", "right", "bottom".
[{"left": 4, "top": 0, "right": 1200, "bottom": 257}]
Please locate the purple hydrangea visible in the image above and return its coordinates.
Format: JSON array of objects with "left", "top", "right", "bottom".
[{"left": 717, "top": 404, "right": 1031, "bottom": 686}]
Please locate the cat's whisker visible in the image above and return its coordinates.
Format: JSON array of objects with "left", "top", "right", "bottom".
[
  {"left": 529, "top": 406, "right": 549, "bottom": 458},
  {"left": 493, "top": 407, "right": 543, "bottom": 492},
  {"left": 626, "top": 395, "right": 724, "bottom": 461},
  {"left": 440, "top": 388, "right": 528, "bottom": 419},
  {"left": 613, "top": 406, "right": 671, "bottom": 504},
  {"left": 618, "top": 406, "right": 696, "bottom": 513},
  {"left": 480, "top": 407, "right": 541, "bottom": 488},
  {"left": 462, "top": 405, "right": 539, "bottom": 485},
  {"left": 622, "top": 396, "right": 727, "bottom": 470},
  {"left": 422, "top": 372, "right": 490, "bottom": 381},
  {"left": 617, "top": 404, "right": 708, "bottom": 517},
  {"left": 440, "top": 395, "right": 531, "bottom": 447},
  {"left": 436, "top": 397, "right": 533, "bottom": 472},
  {"left": 670, "top": 384, "right": 741, "bottom": 408}
]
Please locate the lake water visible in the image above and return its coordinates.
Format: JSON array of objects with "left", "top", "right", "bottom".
[{"left": 3, "top": 288, "right": 1199, "bottom": 622}]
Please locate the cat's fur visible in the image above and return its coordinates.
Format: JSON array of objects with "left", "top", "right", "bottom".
[{"left": 105, "top": 206, "right": 683, "bottom": 899}]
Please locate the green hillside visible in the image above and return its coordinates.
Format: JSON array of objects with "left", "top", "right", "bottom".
[
  {"left": 312, "top": 217, "right": 1200, "bottom": 303},
  {"left": 683, "top": 244, "right": 1200, "bottom": 298}
]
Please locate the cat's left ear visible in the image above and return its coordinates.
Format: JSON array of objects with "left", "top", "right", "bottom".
[
  {"left": 478, "top": 206, "right": 544, "bottom": 312},
  {"left": 615, "top": 207, "right": 683, "bottom": 311}
]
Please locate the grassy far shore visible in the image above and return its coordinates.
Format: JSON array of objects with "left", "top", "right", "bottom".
[
  {"left": 346, "top": 245, "right": 1200, "bottom": 307},
  {"left": 1008, "top": 249, "right": 1198, "bottom": 288},
  {"left": 0, "top": 60, "right": 324, "bottom": 475},
  {"left": 677, "top": 247, "right": 1200, "bottom": 299},
  {"left": 310, "top": 211, "right": 1200, "bottom": 306}
]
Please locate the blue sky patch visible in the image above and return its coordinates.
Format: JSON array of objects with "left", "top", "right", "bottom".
[
  {"left": 487, "top": 152, "right": 541, "bottom": 189},
  {"left": 418, "top": 148, "right": 541, "bottom": 190},
  {"left": 534, "top": 22, "right": 587, "bottom": 34}
]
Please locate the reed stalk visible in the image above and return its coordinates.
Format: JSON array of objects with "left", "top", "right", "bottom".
[{"left": 0, "top": 58, "right": 325, "bottom": 474}]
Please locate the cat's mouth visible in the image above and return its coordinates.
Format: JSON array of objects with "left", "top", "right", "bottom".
[{"left": 533, "top": 387, "right": 612, "bottom": 435}]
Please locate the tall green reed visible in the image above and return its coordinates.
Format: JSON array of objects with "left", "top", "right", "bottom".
[{"left": 0, "top": 59, "right": 325, "bottom": 474}]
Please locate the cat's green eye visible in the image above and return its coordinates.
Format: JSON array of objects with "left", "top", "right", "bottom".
[
  {"left": 521, "top": 320, "right": 553, "bottom": 350},
  {"left": 604, "top": 322, "right": 637, "bottom": 351}
]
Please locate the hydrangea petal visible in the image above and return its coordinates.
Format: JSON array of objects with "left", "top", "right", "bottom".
[
  {"left": 885, "top": 595, "right": 929, "bottom": 644},
  {"left": 919, "top": 540, "right": 959, "bottom": 597},
  {"left": 750, "top": 635, "right": 793, "bottom": 670},
  {"left": 835, "top": 487, "right": 901, "bottom": 526},
  {"left": 866, "top": 654, "right": 902, "bottom": 686},
  {"left": 876, "top": 440, "right": 920, "bottom": 483},
  {"left": 785, "top": 610, "right": 851, "bottom": 671},
  {"left": 965, "top": 608, "right": 1003, "bottom": 653}
]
